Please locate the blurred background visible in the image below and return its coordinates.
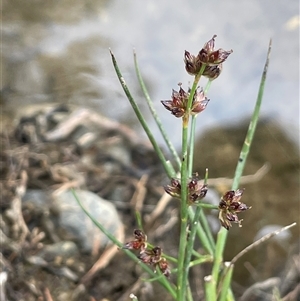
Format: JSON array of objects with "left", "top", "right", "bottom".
[
  {"left": 2, "top": 0, "right": 299, "bottom": 147},
  {"left": 1, "top": 0, "right": 299, "bottom": 299}
]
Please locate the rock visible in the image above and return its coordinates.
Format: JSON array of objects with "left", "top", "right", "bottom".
[
  {"left": 52, "top": 189, "right": 123, "bottom": 253},
  {"left": 23, "top": 189, "right": 124, "bottom": 254},
  {"left": 37, "top": 241, "right": 79, "bottom": 262}
]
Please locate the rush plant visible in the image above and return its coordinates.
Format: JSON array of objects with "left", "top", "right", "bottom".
[{"left": 74, "top": 36, "right": 294, "bottom": 301}]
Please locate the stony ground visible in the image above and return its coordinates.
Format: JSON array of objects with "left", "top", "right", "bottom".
[{"left": 1, "top": 104, "right": 299, "bottom": 301}]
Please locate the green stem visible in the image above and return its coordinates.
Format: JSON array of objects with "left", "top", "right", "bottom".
[
  {"left": 211, "top": 230, "right": 227, "bottom": 286},
  {"left": 187, "top": 285, "right": 193, "bottom": 301},
  {"left": 199, "top": 209, "right": 216, "bottom": 251},
  {"left": 198, "top": 203, "right": 219, "bottom": 210},
  {"left": 177, "top": 65, "right": 206, "bottom": 300},
  {"left": 231, "top": 41, "right": 271, "bottom": 190},
  {"left": 182, "top": 205, "right": 203, "bottom": 292},
  {"left": 204, "top": 275, "right": 217, "bottom": 301},
  {"left": 218, "top": 263, "right": 234, "bottom": 301},
  {"left": 187, "top": 115, "right": 197, "bottom": 176},
  {"left": 187, "top": 79, "right": 212, "bottom": 176},
  {"left": 134, "top": 51, "right": 181, "bottom": 170},
  {"left": 177, "top": 123, "right": 189, "bottom": 301},
  {"left": 212, "top": 39, "right": 272, "bottom": 298},
  {"left": 186, "top": 64, "right": 206, "bottom": 110},
  {"left": 110, "top": 50, "right": 176, "bottom": 179},
  {"left": 189, "top": 255, "right": 213, "bottom": 267},
  {"left": 188, "top": 207, "right": 214, "bottom": 255}
]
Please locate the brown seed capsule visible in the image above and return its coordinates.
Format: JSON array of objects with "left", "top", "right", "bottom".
[
  {"left": 198, "top": 35, "right": 233, "bottom": 66},
  {"left": 122, "top": 229, "right": 147, "bottom": 251},
  {"left": 161, "top": 86, "right": 209, "bottom": 118},
  {"left": 164, "top": 175, "right": 208, "bottom": 205},
  {"left": 218, "top": 189, "right": 251, "bottom": 230}
]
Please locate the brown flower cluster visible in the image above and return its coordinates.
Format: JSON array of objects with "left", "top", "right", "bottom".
[
  {"left": 218, "top": 189, "right": 251, "bottom": 230},
  {"left": 161, "top": 85, "right": 209, "bottom": 118},
  {"left": 164, "top": 176, "right": 208, "bottom": 205},
  {"left": 184, "top": 35, "right": 232, "bottom": 79},
  {"left": 122, "top": 229, "right": 170, "bottom": 277}
]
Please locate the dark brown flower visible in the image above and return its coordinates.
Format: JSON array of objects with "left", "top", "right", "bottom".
[
  {"left": 158, "top": 258, "right": 171, "bottom": 277},
  {"left": 184, "top": 50, "right": 202, "bottom": 75},
  {"left": 139, "top": 246, "right": 162, "bottom": 265},
  {"left": 161, "top": 86, "right": 209, "bottom": 118},
  {"left": 161, "top": 86, "right": 188, "bottom": 118},
  {"left": 203, "top": 64, "right": 223, "bottom": 80},
  {"left": 164, "top": 178, "right": 181, "bottom": 198},
  {"left": 198, "top": 35, "right": 233, "bottom": 65},
  {"left": 139, "top": 246, "right": 170, "bottom": 277},
  {"left": 188, "top": 177, "right": 208, "bottom": 204},
  {"left": 164, "top": 176, "right": 208, "bottom": 205},
  {"left": 191, "top": 88, "right": 209, "bottom": 115},
  {"left": 218, "top": 189, "right": 251, "bottom": 230},
  {"left": 122, "top": 229, "right": 147, "bottom": 252}
]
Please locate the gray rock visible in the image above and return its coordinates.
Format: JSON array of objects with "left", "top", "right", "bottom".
[
  {"left": 23, "top": 189, "right": 123, "bottom": 254},
  {"left": 53, "top": 189, "right": 123, "bottom": 253},
  {"left": 37, "top": 241, "right": 79, "bottom": 262}
]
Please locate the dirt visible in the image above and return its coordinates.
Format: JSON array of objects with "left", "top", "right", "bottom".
[{"left": 1, "top": 106, "right": 299, "bottom": 301}]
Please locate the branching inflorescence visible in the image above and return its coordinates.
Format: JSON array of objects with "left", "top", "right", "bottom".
[{"left": 105, "top": 34, "right": 272, "bottom": 301}]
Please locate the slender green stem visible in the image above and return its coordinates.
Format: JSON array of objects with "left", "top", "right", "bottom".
[
  {"left": 110, "top": 50, "right": 176, "bottom": 179},
  {"left": 187, "top": 78, "right": 212, "bottom": 176},
  {"left": 135, "top": 211, "right": 143, "bottom": 231},
  {"left": 204, "top": 79, "right": 213, "bottom": 94},
  {"left": 212, "top": 39, "right": 272, "bottom": 298},
  {"left": 218, "top": 262, "right": 234, "bottom": 301},
  {"left": 189, "top": 255, "right": 213, "bottom": 267},
  {"left": 187, "top": 115, "right": 197, "bottom": 176},
  {"left": 177, "top": 65, "right": 206, "bottom": 300},
  {"left": 188, "top": 207, "right": 214, "bottom": 255},
  {"left": 186, "top": 64, "right": 206, "bottom": 110},
  {"left": 187, "top": 285, "right": 193, "bottom": 301},
  {"left": 177, "top": 124, "right": 189, "bottom": 300},
  {"left": 133, "top": 51, "right": 181, "bottom": 170},
  {"left": 197, "top": 203, "right": 218, "bottom": 209},
  {"left": 204, "top": 275, "right": 217, "bottom": 301},
  {"left": 231, "top": 41, "right": 271, "bottom": 190},
  {"left": 199, "top": 209, "right": 216, "bottom": 250},
  {"left": 183, "top": 205, "right": 202, "bottom": 290},
  {"left": 211, "top": 230, "right": 227, "bottom": 286}
]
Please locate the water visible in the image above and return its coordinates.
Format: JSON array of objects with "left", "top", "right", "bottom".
[{"left": 2, "top": 0, "right": 299, "bottom": 148}]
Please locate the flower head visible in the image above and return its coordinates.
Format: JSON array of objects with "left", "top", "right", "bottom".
[
  {"left": 158, "top": 258, "right": 170, "bottom": 277},
  {"left": 184, "top": 35, "right": 232, "bottom": 78},
  {"left": 164, "top": 175, "right": 208, "bottom": 205},
  {"left": 161, "top": 86, "right": 209, "bottom": 118},
  {"left": 188, "top": 177, "right": 208, "bottom": 204},
  {"left": 184, "top": 50, "right": 202, "bottom": 76},
  {"left": 122, "top": 231, "right": 170, "bottom": 277},
  {"left": 203, "top": 64, "right": 223, "bottom": 80},
  {"left": 161, "top": 86, "right": 188, "bottom": 118},
  {"left": 122, "top": 229, "right": 147, "bottom": 252},
  {"left": 198, "top": 35, "right": 233, "bottom": 66},
  {"left": 139, "top": 246, "right": 162, "bottom": 265},
  {"left": 191, "top": 88, "right": 210, "bottom": 115},
  {"left": 218, "top": 189, "right": 251, "bottom": 230},
  {"left": 139, "top": 246, "right": 170, "bottom": 277}
]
